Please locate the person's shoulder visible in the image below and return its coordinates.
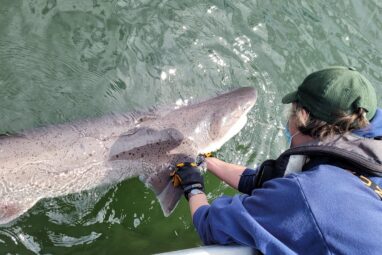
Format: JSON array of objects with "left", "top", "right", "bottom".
[
  {"left": 289, "top": 164, "right": 364, "bottom": 201},
  {"left": 258, "top": 171, "right": 304, "bottom": 195},
  {"left": 294, "top": 164, "right": 351, "bottom": 181},
  {"left": 268, "top": 164, "right": 351, "bottom": 195},
  {"left": 253, "top": 164, "right": 354, "bottom": 201}
]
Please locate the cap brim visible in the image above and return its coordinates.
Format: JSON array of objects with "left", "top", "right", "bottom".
[{"left": 282, "top": 91, "right": 298, "bottom": 104}]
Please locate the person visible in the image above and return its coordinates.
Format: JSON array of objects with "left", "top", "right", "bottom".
[{"left": 171, "top": 66, "right": 382, "bottom": 255}]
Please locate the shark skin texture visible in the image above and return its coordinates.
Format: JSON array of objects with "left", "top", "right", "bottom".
[{"left": 0, "top": 87, "right": 257, "bottom": 224}]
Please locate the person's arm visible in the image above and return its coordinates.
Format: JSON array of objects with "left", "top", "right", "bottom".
[
  {"left": 188, "top": 157, "right": 255, "bottom": 217},
  {"left": 192, "top": 175, "right": 315, "bottom": 251},
  {"left": 205, "top": 157, "right": 246, "bottom": 189},
  {"left": 171, "top": 157, "right": 254, "bottom": 218},
  {"left": 189, "top": 193, "right": 209, "bottom": 217},
  {"left": 170, "top": 163, "right": 209, "bottom": 217}
]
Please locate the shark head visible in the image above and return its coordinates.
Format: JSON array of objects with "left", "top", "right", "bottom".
[{"left": 169, "top": 87, "right": 257, "bottom": 153}]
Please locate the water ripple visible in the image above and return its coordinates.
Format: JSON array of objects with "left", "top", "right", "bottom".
[{"left": 0, "top": 0, "right": 382, "bottom": 254}]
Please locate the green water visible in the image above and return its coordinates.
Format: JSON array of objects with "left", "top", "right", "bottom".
[{"left": 0, "top": 0, "right": 381, "bottom": 254}]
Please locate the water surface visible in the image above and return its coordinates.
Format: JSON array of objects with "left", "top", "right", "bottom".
[{"left": 0, "top": 0, "right": 381, "bottom": 254}]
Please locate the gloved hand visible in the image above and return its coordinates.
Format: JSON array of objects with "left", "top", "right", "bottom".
[
  {"left": 170, "top": 162, "right": 204, "bottom": 200},
  {"left": 195, "top": 152, "right": 214, "bottom": 169}
]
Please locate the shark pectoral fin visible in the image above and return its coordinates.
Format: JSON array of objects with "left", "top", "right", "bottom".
[
  {"left": 144, "top": 153, "right": 196, "bottom": 216},
  {"left": 156, "top": 182, "right": 183, "bottom": 216},
  {"left": 145, "top": 163, "right": 189, "bottom": 216},
  {"left": 0, "top": 200, "right": 33, "bottom": 225}
]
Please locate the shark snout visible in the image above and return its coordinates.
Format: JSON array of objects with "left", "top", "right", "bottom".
[
  {"left": 238, "top": 87, "right": 257, "bottom": 107},
  {"left": 230, "top": 87, "right": 257, "bottom": 115}
]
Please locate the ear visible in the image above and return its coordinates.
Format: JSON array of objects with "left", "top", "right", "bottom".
[
  {"left": 289, "top": 105, "right": 309, "bottom": 133},
  {"left": 292, "top": 103, "right": 310, "bottom": 126},
  {"left": 300, "top": 107, "right": 310, "bottom": 123}
]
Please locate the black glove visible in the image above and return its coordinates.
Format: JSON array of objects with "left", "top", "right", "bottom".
[
  {"left": 195, "top": 152, "right": 214, "bottom": 167},
  {"left": 170, "top": 162, "right": 204, "bottom": 200}
]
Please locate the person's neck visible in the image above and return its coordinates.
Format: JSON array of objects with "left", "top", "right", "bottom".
[{"left": 291, "top": 133, "right": 315, "bottom": 148}]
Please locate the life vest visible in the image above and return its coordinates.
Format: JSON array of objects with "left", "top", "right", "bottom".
[{"left": 254, "top": 133, "right": 382, "bottom": 189}]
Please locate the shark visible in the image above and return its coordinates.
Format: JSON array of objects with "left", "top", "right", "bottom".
[{"left": 0, "top": 87, "right": 257, "bottom": 225}]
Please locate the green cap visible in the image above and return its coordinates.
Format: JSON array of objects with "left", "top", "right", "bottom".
[{"left": 282, "top": 66, "right": 377, "bottom": 123}]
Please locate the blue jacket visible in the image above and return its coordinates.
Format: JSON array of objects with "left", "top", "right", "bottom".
[{"left": 193, "top": 109, "right": 382, "bottom": 255}]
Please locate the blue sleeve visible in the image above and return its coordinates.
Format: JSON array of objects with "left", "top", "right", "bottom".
[{"left": 192, "top": 175, "right": 327, "bottom": 254}]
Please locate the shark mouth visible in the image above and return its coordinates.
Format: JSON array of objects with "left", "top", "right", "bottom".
[{"left": 200, "top": 111, "right": 249, "bottom": 154}]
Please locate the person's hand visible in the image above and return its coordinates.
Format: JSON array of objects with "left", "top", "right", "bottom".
[
  {"left": 170, "top": 162, "right": 204, "bottom": 200},
  {"left": 195, "top": 152, "right": 214, "bottom": 170}
]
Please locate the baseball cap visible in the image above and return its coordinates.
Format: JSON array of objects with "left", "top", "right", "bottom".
[{"left": 282, "top": 66, "right": 377, "bottom": 123}]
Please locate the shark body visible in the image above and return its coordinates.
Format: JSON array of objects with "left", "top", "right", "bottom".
[{"left": 0, "top": 87, "right": 257, "bottom": 224}]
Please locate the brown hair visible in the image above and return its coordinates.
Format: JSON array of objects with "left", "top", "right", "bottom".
[{"left": 291, "top": 103, "right": 369, "bottom": 140}]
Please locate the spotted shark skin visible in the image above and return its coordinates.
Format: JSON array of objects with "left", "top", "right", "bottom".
[{"left": 0, "top": 87, "right": 257, "bottom": 224}]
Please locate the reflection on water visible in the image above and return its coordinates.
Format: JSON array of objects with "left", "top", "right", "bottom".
[{"left": 0, "top": 0, "right": 381, "bottom": 254}]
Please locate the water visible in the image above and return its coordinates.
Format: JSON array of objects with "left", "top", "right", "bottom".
[{"left": 0, "top": 0, "right": 381, "bottom": 254}]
